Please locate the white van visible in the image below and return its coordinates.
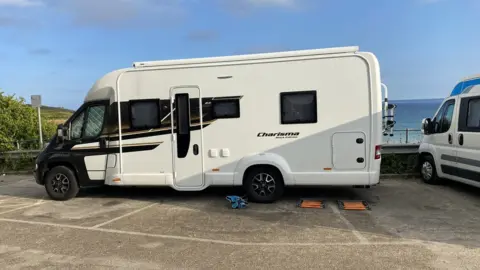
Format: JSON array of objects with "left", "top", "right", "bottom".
[
  {"left": 419, "top": 74, "right": 480, "bottom": 187},
  {"left": 34, "top": 46, "right": 392, "bottom": 202}
]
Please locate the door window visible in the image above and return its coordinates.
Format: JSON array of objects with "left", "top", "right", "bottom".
[
  {"left": 68, "top": 104, "right": 106, "bottom": 140},
  {"left": 70, "top": 111, "right": 85, "bottom": 140},
  {"left": 84, "top": 105, "right": 106, "bottom": 138},
  {"left": 432, "top": 100, "right": 455, "bottom": 133},
  {"left": 439, "top": 103, "right": 455, "bottom": 133}
]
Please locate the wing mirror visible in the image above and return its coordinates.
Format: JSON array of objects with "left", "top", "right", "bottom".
[
  {"left": 421, "top": 118, "right": 432, "bottom": 135},
  {"left": 56, "top": 124, "right": 68, "bottom": 143}
]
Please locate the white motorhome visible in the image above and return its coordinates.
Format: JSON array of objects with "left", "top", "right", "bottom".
[
  {"left": 419, "top": 74, "right": 480, "bottom": 187},
  {"left": 34, "top": 46, "right": 391, "bottom": 202}
]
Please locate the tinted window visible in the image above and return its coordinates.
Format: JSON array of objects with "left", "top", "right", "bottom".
[
  {"left": 130, "top": 100, "right": 160, "bottom": 129},
  {"left": 280, "top": 91, "right": 317, "bottom": 124},
  {"left": 212, "top": 100, "right": 240, "bottom": 118},
  {"left": 467, "top": 98, "right": 480, "bottom": 128},
  {"left": 176, "top": 94, "right": 190, "bottom": 135},
  {"left": 439, "top": 103, "right": 455, "bottom": 133}
]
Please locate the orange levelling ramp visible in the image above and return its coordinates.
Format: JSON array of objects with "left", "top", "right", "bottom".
[
  {"left": 297, "top": 199, "right": 325, "bottom": 209},
  {"left": 337, "top": 200, "right": 371, "bottom": 211}
]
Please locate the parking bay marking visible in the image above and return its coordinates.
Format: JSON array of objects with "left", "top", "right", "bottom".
[
  {"left": 0, "top": 216, "right": 427, "bottom": 247},
  {"left": 91, "top": 203, "right": 157, "bottom": 228}
]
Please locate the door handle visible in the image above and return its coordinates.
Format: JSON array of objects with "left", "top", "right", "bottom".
[
  {"left": 448, "top": 134, "right": 452, "bottom": 144},
  {"left": 193, "top": 144, "right": 199, "bottom": 155},
  {"left": 458, "top": 134, "right": 464, "bottom": 146}
]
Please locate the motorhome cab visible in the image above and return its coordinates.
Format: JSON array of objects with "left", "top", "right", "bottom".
[
  {"left": 419, "top": 74, "right": 480, "bottom": 187},
  {"left": 34, "top": 46, "right": 390, "bottom": 202}
]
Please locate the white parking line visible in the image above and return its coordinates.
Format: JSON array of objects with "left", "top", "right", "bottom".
[
  {"left": 91, "top": 203, "right": 157, "bottom": 228},
  {"left": 328, "top": 204, "right": 369, "bottom": 244},
  {"left": 0, "top": 216, "right": 425, "bottom": 247},
  {"left": 0, "top": 199, "right": 45, "bottom": 215},
  {"left": 0, "top": 197, "right": 14, "bottom": 204}
]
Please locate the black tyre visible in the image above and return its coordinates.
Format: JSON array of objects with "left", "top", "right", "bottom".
[
  {"left": 44, "top": 166, "right": 80, "bottom": 201},
  {"left": 420, "top": 155, "right": 441, "bottom": 185},
  {"left": 243, "top": 166, "right": 284, "bottom": 203}
]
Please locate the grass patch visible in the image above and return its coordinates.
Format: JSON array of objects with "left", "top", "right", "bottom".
[{"left": 27, "top": 105, "right": 74, "bottom": 125}]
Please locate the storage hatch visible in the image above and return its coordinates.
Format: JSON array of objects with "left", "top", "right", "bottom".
[{"left": 332, "top": 132, "right": 367, "bottom": 170}]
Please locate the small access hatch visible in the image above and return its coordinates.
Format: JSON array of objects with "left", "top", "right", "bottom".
[{"left": 332, "top": 132, "right": 366, "bottom": 170}]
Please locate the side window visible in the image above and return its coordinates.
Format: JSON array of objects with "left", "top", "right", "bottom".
[
  {"left": 280, "top": 91, "right": 317, "bottom": 124},
  {"left": 467, "top": 98, "right": 480, "bottom": 128},
  {"left": 130, "top": 99, "right": 161, "bottom": 129},
  {"left": 439, "top": 103, "right": 455, "bottom": 133},
  {"left": 70, "top": 111, "right": 85, "bottom": 140},
  {"left": 84, "top": 105, "right": 106, "bottom": 138},
  {"left": 212, "top": 99, "right": 240, "bottom": 119}
]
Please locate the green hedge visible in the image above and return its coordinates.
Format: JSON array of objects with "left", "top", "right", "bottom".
[{"left": 381, "top": 153, "right": 419, "bottom": 174}]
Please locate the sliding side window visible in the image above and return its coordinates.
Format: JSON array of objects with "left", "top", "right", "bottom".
[
  {"left": 129, "top": 99, "right": 161, "bottom": 130},
  {"left": 459, "top": 96, "right": 480, "bottom": 132},
  {"left": 212, "top": 99, "right": 240, "bottom": 119},
  {"left": 467, "top": 98, "right": 480, "bottom": 129},
  {"left": 280, "top": 91, "right": 317, "bottom": 124}
]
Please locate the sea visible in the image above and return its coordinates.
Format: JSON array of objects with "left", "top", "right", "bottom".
[{"left": 384, "top": 98, "right": 443, "bottom": 144}]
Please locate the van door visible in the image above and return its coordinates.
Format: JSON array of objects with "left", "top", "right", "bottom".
[
  {"left": 65, "top": 101, "right": 109, "bottom": 183},
  {"left": 428, "top": 98, "right": 457, "bottom": 177},
  {"left": 452, "top": 94, "right": 480, "bottom": 184},
  {"left": 169, "top": 86, "right": 205, "bottom": 188}
]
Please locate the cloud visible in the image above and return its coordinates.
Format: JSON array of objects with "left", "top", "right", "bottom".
[
  {"left": 0, "top": 16, "right": 16, "bottom": 26},
  {"left": 0, "top": 0, "right": 42, "bottom": 7},
  {"left": 243, "top": 0, "right": 297, "bottom": 8},
  {"left": 218, "top": 0, "right": 305, "bottom": 15},
  {"left": 45, "top": 0, "right": 190, "bottom": 28},
  {"left": 186, "top": 30, "right": 218, "bottom": 41},
  {"left": 29, "top": 48, "right": 52, "bottom": 55}
]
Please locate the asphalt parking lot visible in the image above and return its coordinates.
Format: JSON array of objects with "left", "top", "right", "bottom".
[{"left": 1, "top": 175, "right": 480, "bottom": 269}]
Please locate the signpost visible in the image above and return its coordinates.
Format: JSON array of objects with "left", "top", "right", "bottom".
[{"left": 31, "top": 95, "right": 43, "bottom": 149}]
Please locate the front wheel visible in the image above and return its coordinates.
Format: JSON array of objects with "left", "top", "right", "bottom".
[
  {"left": 420, "top": 155, "right": 441, "bottom": 185},
  {"left": 44, "top": 166, "right": 80, "bottom": 201},
  {"left": 243, "top": 167, "right": 284, "bottom": 203}
]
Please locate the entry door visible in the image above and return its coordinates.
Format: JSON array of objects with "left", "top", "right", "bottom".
[
  {"left": 170, "top": 85, "right": 205, "bottom": 188},
  {"left": 430, "top": 98, "right": 457, "bottom": 175},
  {"left": 452, "top": 94, "right": 480, "bottom": 184}
]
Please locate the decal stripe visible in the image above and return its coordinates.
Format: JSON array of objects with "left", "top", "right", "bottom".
[{"left": 71, "top": 142, "right": 163, "bottom": 155}]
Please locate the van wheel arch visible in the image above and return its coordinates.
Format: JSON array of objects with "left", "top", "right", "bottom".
[
  {"left": 44, "top": 161, "right": 79, "bottom": 185},
  {"left": 242, "top": 164, "right": 285, "bottom": 203}
]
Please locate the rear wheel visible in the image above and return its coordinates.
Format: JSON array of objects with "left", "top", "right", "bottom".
[
  {"left": 243, "top": 166, "right": 284, "bottom": 203},
  {"left": 44, "top": 166, "right": 80, "bottom": 201},
  {"left": 420, "top": 155, "right": 441, "bottom": 185}
]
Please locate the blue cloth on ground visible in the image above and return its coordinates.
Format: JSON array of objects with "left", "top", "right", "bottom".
[{"left": 226, "top": 195, "right": 248, "bottom": 209}]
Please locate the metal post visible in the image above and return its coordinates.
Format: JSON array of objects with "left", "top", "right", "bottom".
[
  {"left": 405, "top": 128, "right": 409, "bottom": 144},
  {"left": 31, "top": 95, "right": 43, "bottom": 149},
  {"left": 37, "top": 106, "right": 43, "bottom": 149}
]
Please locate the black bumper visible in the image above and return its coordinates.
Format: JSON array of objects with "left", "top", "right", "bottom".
[{"left": 34, "top": 163, "right": 45, "bottom": 185}]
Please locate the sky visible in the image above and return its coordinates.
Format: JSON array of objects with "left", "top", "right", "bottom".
[{"left": 0, "top": 0, "right": 479, "bottom": 110}]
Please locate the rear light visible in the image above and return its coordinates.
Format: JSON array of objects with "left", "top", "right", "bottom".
[{"left": 375, "top": 145, "right": 381, "bottom": 159}]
